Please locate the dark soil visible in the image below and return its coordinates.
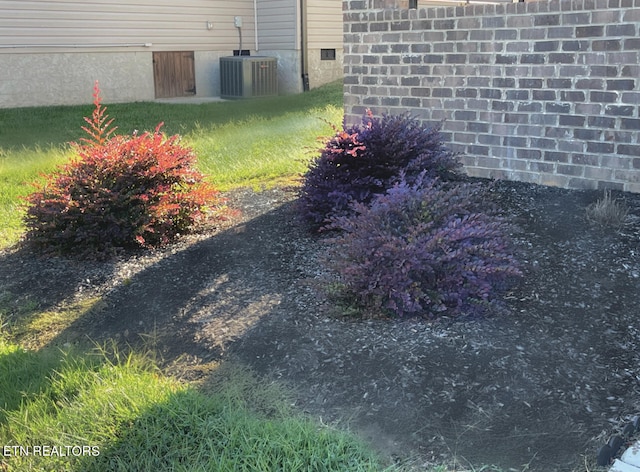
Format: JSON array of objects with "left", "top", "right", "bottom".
[{"left": 1, "top": 180, "right": 639, "bottom": 471}]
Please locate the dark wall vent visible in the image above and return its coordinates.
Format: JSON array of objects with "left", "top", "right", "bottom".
[{"left": 321, "top": 48, "right": 336, "bottom": 60}]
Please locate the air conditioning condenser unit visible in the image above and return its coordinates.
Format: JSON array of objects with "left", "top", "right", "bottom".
[{"left": 220, "top": 56, "right": 278, "bottom": 99}]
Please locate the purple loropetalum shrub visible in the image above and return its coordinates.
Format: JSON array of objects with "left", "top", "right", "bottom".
[
  {"left": 298, "top": 112, "right": 462, "bottom": 231},
  {"left": 324, "top": 175, "right": 522, "bottom": 319}
]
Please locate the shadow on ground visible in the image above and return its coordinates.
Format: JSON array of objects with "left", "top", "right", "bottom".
[{"left": 1, "top": 183, "right": 639, "bottom": 471}]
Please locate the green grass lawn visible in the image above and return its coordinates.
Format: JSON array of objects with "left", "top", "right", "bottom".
[
  {"left": 0, "top": 337, "right": 389, "bottom": 472},
  {"left": 0, "top": 81, "right": 343, "bottom": 248}
]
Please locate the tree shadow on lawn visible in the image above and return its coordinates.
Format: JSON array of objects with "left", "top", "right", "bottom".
[
  {"left": 0, "top": 245, "right": 119, "bottom": 348},
  {"left": 2, "top": 183, "right": 640, "bottom": 472},
  {"left": 0, "top": 343, "right": 63, "bottom": 428},
  {"left": 30, "top": 189, "right": 303, "bottom": 363}
]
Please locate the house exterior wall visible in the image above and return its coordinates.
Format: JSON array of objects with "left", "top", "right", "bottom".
[
  {"left": 307, "top": 0, "right": 344, "bottom": 88},
  {"left": 0, "top": 51, "right": 154, "bottom": 107},
  {"left": 0, "top": 0, "right": 256, "bottom": 53},
  {"left": 256, "top": 0, "right": 344, "bottom": 93},
  {"left": 0, "top": 0, "right": 258, "bottom": 107},
  {"left": 343, "top": 0, "right": 640, "bottom": 193},
  {"left": 256, "top": 0, "right": 301, "bottom": 94},
  {"left": 257, "top": 0, "right": 298, "bottom": 50},
  {"left": 0, "top": 0, "right": 267, "bottom": 106},
  {"left": 1, "top": 0, "right": 343, "bottom": 107}
]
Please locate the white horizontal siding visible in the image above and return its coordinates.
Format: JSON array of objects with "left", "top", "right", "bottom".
[
  {"left": 0, "top": 0, "right": 257, "bottom": 53},
  {"left": 257, "top": 0, "right": 297, "bottom": 50},
  {"left": 418, "top": 0, "right": 516, "bottom": 5},
  {"left": 307, "top": 0, "right": 342, "bottom": 49}
]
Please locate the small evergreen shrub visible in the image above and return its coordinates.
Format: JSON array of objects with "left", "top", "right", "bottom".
[
  {"left": 325, "top": 176, "right": 522, "bottom": 319},
  {"left": 24, "top": 82, "right": 228, "bottom": 259},
  {"left": 298, "top": 112, "right": 461, "bottom": 230}
]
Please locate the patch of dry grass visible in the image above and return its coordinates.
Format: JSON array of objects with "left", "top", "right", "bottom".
[{"left": 586, "top": 189, "right": 628, "bottom": 228}]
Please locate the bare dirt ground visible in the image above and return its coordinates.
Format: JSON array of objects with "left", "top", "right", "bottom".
[{"left": 1, "top": 180, "right": 639, "bottom": 471}]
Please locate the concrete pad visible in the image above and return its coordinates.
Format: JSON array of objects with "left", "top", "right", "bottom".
[
  {"left": 621, "top": 442, "right": 640, "bottom": 467},
  {"left": 155, "top": 97, "right": 227, "bottom": 104},
  {"left": 610, "top": 459, "right": 640, "bottom": 472}
]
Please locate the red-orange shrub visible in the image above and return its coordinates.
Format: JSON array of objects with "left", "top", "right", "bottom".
[{"left": 24, "top": 83, "right": 229, "bottom": 259}]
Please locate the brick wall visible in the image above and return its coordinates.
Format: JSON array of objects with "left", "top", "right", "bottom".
[{"left": 343, "top": 0, "right": 640, "bottom": 192}]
